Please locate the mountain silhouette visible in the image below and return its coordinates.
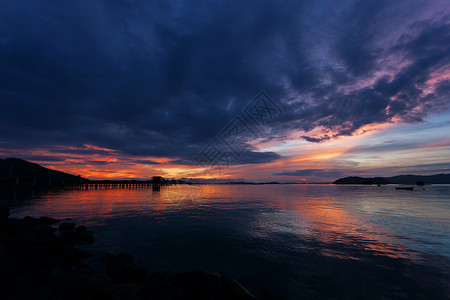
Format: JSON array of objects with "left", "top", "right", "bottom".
[
  {"left": 333, "top": 177, "right": 393, "bottom": 185},
  {"left": 334, "top": 174, "right": 450, "bottom": 184},
  {"left": 0, "top": 158, "right": 88, "bottom": 181}
]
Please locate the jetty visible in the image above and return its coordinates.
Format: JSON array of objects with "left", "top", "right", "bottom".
[
  {"left": 0, "top": 158, "right": 174, "bottom": 191},
  {"left": 0, "top": 177, "right": 174, "bottom": 190}
]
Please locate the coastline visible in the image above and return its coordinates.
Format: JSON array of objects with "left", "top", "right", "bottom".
[{"left": 0, "top": 205, "right": 254, "bottom": 299}]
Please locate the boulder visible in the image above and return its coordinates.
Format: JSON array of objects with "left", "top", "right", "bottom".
[
  {"left": 23, "top": 244, "right": 54, "bottom": 267},
  {"left": 118, "top": 253, "right": 137, "bottom": 265},
  {"left": 53, "top": 267, "right": 108, "bottom": 296},
  {"left": 75, "top": 225, "right": 87, "bottom": 232},
  {"left": 58, "top": 222, "right": 75, "bottom": 232},
  {"left": 59, "top": 230, "right": 95, "bottom": 245},
  {"left": 74, "top": 231, "right": 95, "bottom": 244},
  {"left": 22, "top": 216, "right": 43, "bottom": 228},
  {"left": 48, "top": 243, "right": 91, "bottom": 265},
  {"left": 0, "top": 217, "right": 20, "bottom": 230},
  {"left": 0, "top": 216, "right": 255, "bottom": 299},
  {"left": 40, "top": 216, "right": 59, "bottom": 225}
]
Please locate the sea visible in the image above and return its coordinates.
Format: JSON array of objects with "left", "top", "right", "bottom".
[{"left": 5, "top": 184, "right": 450, "bottom": 299}]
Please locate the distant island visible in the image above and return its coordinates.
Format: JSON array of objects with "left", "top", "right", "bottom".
[
  {"left": 334, "top": 174, "right": 450, "bottom": 185},
  {"left": 333, "top": 177, "right": 392, "bottom": 185}
]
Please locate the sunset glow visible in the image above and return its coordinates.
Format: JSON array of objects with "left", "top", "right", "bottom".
[{"left": 0, "top": 0, "right": 449, "bottom": 182}]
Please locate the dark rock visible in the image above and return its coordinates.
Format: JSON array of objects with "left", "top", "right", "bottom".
[
  {"left": 106, "top": 253, "right": 146, "bottom": 282},
  {"left": 40, "top": 216, "right": 59, "bottom": 225},
  {"left": 24, "top": 245, "right": 55, "bottom": 267},
  {"left": 39, "top": 225, "right": 56, "bottom": 235},
  {"left": 48, "top": 243, "right": 91, "bottom": 265},
  {"left": 139, "top": 272, "right": 180, "bottom": 300},
  {"left": 0, "top": 205, "right": 9, "bottom": 220},
  {"left": 0, "top": 274, "right": 54, "bottom": 299},
  {"left": 0, "top": 215, "right": 255, "bottom": 299},
  {"left": 0, "top": 217, "right": 20, "bottom": 229},
  {"left": 11, "top": 217, "right": 55, "bottom": 237},
  {"left": 53, "top": 267, "right": 108, "bottom": 296},
  {"left": 5, "top": 224, "right": 54, "bottom": 249},
  {"left": 118, "top": 253, "right": 137, "bottom": 265},
  {"left": 59, "top": 230, "right": 95, "bottom": 244},
  {"left": 75, "top": 225, "right": 87, "bottom": 232},
  {"left": 57, "top": 235, "right": 76, "bottom": 246},
  {"left": 75, "top": 231, "right": 95, "bottom": 244},
  {"left": 58, "top": 222, "right": 75, "bottom": 232},
  {"left": 76, "top": 262, "right": 93, "bottom": 270},
  {"left": 22, "top": 216, "right": 43, "bottom": 227}
]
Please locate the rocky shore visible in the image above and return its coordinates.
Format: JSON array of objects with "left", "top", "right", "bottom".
[{"left": 0, "top": 205, "right": 254, "bottom": 299}]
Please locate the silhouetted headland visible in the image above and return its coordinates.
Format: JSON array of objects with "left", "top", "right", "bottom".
[
  {"left": 334, "top": 174, "right": 450, "bottom": 185},
  {"left": 0, "top": 158, "right": 88, "bottom": 184},
  {"left": 334, "top": 177, "right": 392, "bottom": 185}
]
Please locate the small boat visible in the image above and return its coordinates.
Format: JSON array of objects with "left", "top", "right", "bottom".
[{"left": 395, "top": 187, "right": 414, "bottom": 191}]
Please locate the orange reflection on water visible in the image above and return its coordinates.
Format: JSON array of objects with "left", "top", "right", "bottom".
[
  {"left": 290, "top": 197, "right": 419, "bottom": 260},
  {"left": 233, "top": 185, "right": 419, "bottom": 261},
  {"left": 11, "top": 184, "right": 431, "bottom": 263},
  {"left": 23, "top": 188, "right": 176, "bottom": 227}
]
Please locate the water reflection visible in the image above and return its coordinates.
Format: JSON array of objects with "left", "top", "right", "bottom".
[{"left": 6, "top": 184, "right": 450, "bottom": 299}]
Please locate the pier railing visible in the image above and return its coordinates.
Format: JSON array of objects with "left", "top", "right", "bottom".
[{"left": 0, "top": 178, "right": 174, "bottom": 190}]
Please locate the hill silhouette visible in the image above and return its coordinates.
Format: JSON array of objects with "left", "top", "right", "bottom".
[
  {"left": 386, "top": 174, "right": 450, "bottom": 184},
  {"left": 333, "top": 177, "right": 392, "bottom": 185},
  {"left": 334, "top": 174, "right": 450, "bottom": 184},
  {"left": 0, "top": 158, "right": 88, "bottom": 181}
]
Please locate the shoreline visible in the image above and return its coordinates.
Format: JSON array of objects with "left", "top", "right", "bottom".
[{"left": 0, "top": 205, "right": 254, "bottom": 299}]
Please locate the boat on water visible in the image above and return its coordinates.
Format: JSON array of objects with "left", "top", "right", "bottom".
[{"left": 395, "top": 187, "right": 414, "bottom": 191}]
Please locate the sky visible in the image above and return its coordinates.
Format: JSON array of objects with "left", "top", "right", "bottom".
[{"left": 1, "top": 0, "right": 450, "bottom": 182}]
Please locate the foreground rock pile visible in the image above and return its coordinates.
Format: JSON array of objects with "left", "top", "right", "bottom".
[{"left": 0, "top": 205, "right": 254, "bottom": 299}]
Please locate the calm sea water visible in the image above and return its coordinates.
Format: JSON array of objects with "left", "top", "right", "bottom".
[{"left": 5, "top": 184, "right": 450, "bottom": 299}]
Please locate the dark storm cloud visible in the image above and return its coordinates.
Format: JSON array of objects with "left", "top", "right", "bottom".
[
  {"left": 231, "top": 150, "right": 282, "bottom": 165},
  {"left": 275, "top": 169, "right": 344, "bottom": 178},
  {"left": 134, "top": 159, "right": 161, "bottom": 165},
  {"left": 169, "top": 149, "right": 281, "bottom": 166},
  {"left": 0, "top": 0, "right": 449, "bottom": 165},
  {"left": 51, "top": 147, "right": 118, "bottom": 156},
  {"left": 297, "top": 16, "right": 450, "bottom": 142}
]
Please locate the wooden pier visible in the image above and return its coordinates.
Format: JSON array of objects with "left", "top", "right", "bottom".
[
  {"left": 0, "top": 176, "right": 174, "bottom": 191},
  {"left": 0, "top": 159, "right": 177, "bottom": 197}
]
